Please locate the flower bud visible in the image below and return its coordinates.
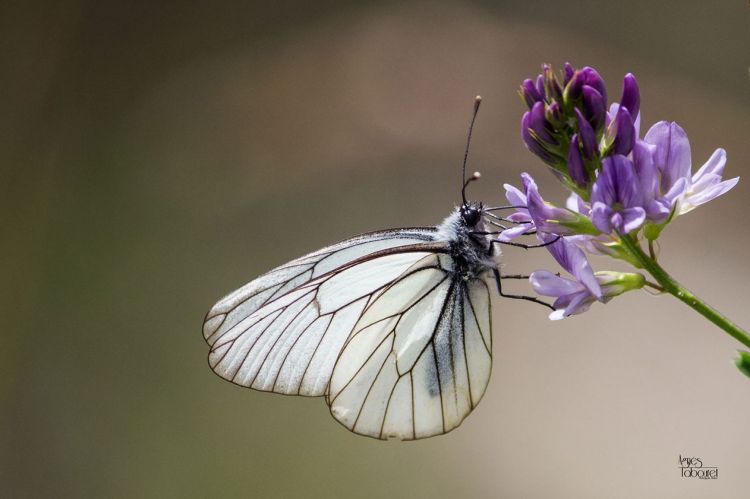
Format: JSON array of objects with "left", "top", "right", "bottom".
[
  {"left": 582, "top": 85, "right": 606, "bottom": 132},
  {"left": 563, "top": 62, "right": 575, "bottom": 86},
  {"left": 520, "top": 78, "right": 543, "bottom": 108},
  {"left": 610, "top": 106, "right": 635, "bottom": 156},
  {"left": 620, "top": 73, "right": 640, "bottom": 118},
  {"left": 567, "top": 134, "right": 588, "bottom": 188},
  {"left": 596, "top": 271, "right": 646, "bottom": 297},
  {"left": 574, "top": 108, "right": 598, "bottom": 159}
]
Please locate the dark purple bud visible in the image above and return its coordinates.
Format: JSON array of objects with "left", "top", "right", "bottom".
[
  {"left": 619, "top": 73, "right": 640, "bottom": 118},
  {"left": 612, "top": 107, "right": 635, "bottom": 155},
  {"left": 521, "top": 111, "right": 554, "bottom": 163},
  {"left": 580, "top": 67, "right": 607, "bottom": 104},
  {"left": 563, "top": 62, "right": 575, "bottom": 86},
  {"left": 564, "top": 70, "right": 585, "bottom": 101},
  {"left": 535, "top": 75, "right": 545, "bottom": 99},
  {"left": 582, "top": 85, "right": 606, "bottom": 132},
  {"left": 543, "top": 64, "right": 563, "bottom": 102},
  {"left": 567, "top": 134, "right": 588, "bottom": 187},
  {"left": 521, "top": 78, "right": 543, "bottom": 108},
  {"left": 528, "top": 101, "right": 557, "bottom": 145},
  {"left": 545, "top": 102, "right": 564, "bottom": 125},
  {"left": 574, "top": 108, "right": 598, "bottom": 159}
]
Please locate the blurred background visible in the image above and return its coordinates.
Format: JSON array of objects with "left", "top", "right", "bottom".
[{"left": 2, "top": 1, "right": 749, "bottom": 497}]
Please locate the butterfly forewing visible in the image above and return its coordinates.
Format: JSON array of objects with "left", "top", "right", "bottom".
[
  {"left": 203, "top": 228, "right": 437, "bottom": 346},
  {"left": 327, "top": 254, "right": 493, "bottom": 440},
  {"left": 203, "top": 229, "right": 453, "bottom": 397}
]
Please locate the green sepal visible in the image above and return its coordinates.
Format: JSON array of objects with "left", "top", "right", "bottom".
[{"left": 735, "top": 351, "right": 750, "bottom": 379}]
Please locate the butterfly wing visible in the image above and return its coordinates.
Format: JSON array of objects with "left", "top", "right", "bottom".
[
  {"left": 327, "top": 253, "right": 492, "bottom": 440},
  {"left": 203, "top": 228, "right": 450, "bottom": 397}
]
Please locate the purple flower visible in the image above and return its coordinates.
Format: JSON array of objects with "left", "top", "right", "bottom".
[
  {"left": 591, "top": 155, "right": 647, "bottom": 234},
  {"left": 643, "top": 121, "right": 738, "bottom": 218},
  {"left": 498, "top": 174, "right": 599, "bottom": 241},
  {"left": 531, "top": 268, "right": 645, "bottom": 320},
  {"left": 498, "top": 183, "right": 536, "bottom": 242},
  {"left": 522, "top": 173, "right": 596, "bottom": 236},
  {"left": 678, "top": 148, "right": 739, "bottom": 215},
  {"left": 529, "top": 237, "right": 601, "bottom": 320}
]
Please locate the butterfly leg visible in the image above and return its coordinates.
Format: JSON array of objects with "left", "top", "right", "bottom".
[
  {"left": 489, "top": 235, "right": 560, "bottom": 250},
  {"left": 492, "top": 268, "right": 554, "bottom": 310}
]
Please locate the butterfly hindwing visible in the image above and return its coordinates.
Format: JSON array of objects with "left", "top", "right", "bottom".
[{"left": 327, "top": 253, "right": 493, "bottom": 440}]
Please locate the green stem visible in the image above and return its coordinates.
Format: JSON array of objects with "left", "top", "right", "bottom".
[{"left": 618, "top": 233, "right": 750, "bottom": 349}]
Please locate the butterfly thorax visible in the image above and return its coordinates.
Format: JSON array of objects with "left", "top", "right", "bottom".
[{"left": 435, "top": 206, "right": 495, "bottom": 280}]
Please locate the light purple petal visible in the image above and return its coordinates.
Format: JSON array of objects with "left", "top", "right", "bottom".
[
  {"left": 680, "top": 177, "right": 739, "bottom": 213},
  {"left": 591, "top": 202, "right": 613, "bottom": 234},
  {"left": 632, "top": 139, "right": 658, "bottom": 203},
  {"left": 644, "top": 199, "right": 672, "bottom": 224},
  {"left": 530, "top": 271, "right": 584, "bottom": 297},
  {"left": 550, "top": 291, "right": 596, "bottom": 320},
  {"left": 663, "top": 177, "right": 689, "bottom": 204},
  {"left": 619, "top": 207, "right": 646, "bottom": 233},
  {"left": 644, "top": 121, "right": 692, "bottom": 189},
  {"left": 547, "top": 238, "right": 602, "bottom": 298},
  {"left": 692, "top": 148, "right": 727, "bottom": 183},
  {"left": 565, "top": 192, "right": 590, "bottom": 215},
  {"left": 595, "top": 155, "right": 642, "bottom": 208},
  {"left": 499, "top": 224, "right": 534, "bottom": 242},
  {"left": 503, "top": 183, "right": 528, "bottom": 210}
]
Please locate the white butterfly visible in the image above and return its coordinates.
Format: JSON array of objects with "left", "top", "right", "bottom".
[{"left": 202, "top": 97, "right": 549, "bottom": 440}]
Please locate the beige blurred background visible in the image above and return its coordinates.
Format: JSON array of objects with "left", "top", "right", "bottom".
[{"left": 2, "top": 1, "right": 749, "bottom": 497}]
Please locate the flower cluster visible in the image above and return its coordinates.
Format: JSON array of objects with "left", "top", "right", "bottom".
[{"left": 508, "top": 63, "right": 739, "bottom": 319}]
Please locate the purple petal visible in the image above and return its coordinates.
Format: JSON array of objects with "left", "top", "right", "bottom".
[
  {"left": 645, "top": 199, "right": 672, "bottom": 224},
  {"left": 565, "top": 193, "right": 590, "bottom": 215},
  {"left": 692, "top": 148, "right": 727, "bottom": 183},
  {"left": 550, "top": 290, "right": 596, "bottom": 320},
  {"left": 619, "top": 207, "right": 646, "bottom": 233},
  {"left": 503, "top": 183, "right": 527, "bottom": 208},
  {"left": 591, "top": 202, "right": 614, "bottom": 234},
  {"left": 619, "top": 73, "right": 640, "bottom": 118},
  {"left": 547, "top": 238, "right": 602, "bottom": 298},
  {"left": 663, "top": 177, "right": 688, "bottom": 205},
  {"left": 581, "top": 67, "right": 607, "bottom": 103},
  {"left": 535, "top": 75, "right": 545, "bottom": 98},
  {"left": 574, "top": 108, "right": 598, "bottom": 159},
  {"left": 499, "top": 224, "right": 534, "bottom": 242},
  {"left": 612, "top": 107, "right": 635, "bottom": 155},
  {"left": 521, "top": 78, "right": 543, "bottom": 108},
  {"left": 563, "top": 62, "right": 575, "bottom": 86},
  {"left": 681, "top": 177, "right": 739, "bottom": 213},
  {"left": 632, "top": 140, "right": 658, "bottom": 204},
  {"left": 529, "top": 101, "right": 556, "bottom": 144},
  {"left": 567, "top": 135, "right": 588, "bottom": 187},
  {"left": 644, "top": 121, "right": 692, "bottom": 189},
  {"left": 530, "top": 271, "right": 584, "bottom": 297},
  {"left": 522, "top": 111, "right": 556, "bottom": 163},
  {"left": 596, "top": 155, "right": 643, "bottom": 208},
  {"left": 582, "top": 86, "right": 606, "bottom": 132}
]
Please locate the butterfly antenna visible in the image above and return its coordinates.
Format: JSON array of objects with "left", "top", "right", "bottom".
[{"left": 461, "top": 95, "right": 482, "bottom": 205}]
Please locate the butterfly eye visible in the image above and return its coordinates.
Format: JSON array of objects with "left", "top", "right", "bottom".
[{"left": 461, "top": 205, "right": 481, "bottom": 227}]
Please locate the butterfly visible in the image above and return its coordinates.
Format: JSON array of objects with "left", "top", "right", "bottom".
[{"left": 202, "top": 97, "right": 552, "bottom": 440}]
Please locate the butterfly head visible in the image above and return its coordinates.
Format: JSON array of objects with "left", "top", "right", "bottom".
[{"left": 460, "top": 201, "right": 483, "bottom": 228}]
